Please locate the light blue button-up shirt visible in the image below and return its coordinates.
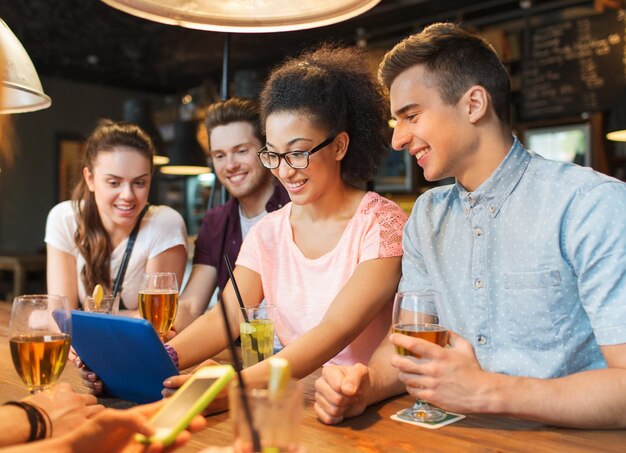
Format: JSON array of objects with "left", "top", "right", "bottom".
[{"left": 399, "top": 137, "right": 626, "bottom": 378}]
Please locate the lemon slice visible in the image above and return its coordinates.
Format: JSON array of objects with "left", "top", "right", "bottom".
[
  {"left": 268, "top": 357, "right": 291, "bottom": 398},
  {"left": 92, "top": 284, "right": 104, "bottom": 310},
  {"left": 240, "top": 322, "right": 256, "bottom": 335}
]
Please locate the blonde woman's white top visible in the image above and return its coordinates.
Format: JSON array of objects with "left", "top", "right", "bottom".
[{"left": 45, "top": 201, "right": 187, "bottom": 310}]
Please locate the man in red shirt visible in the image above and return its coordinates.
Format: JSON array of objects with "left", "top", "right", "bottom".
[{"left": 174, "top": 98, "right": 289, "bottom": 331}]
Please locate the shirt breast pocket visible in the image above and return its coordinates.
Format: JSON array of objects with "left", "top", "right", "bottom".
[{"left": 503, "top": 269, "right": 567, "bottom": 351}]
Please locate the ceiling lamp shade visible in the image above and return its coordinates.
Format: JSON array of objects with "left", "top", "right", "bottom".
[
  {"left": 0, "top": 19, "right": 51, "bottom": 113},
  {"left": 161, "top": 119, "right": 210, "bottom": 175},
  {"left": 122, "top": 98, "right": 170, "bottom": 165},
  {"left": 100, "top": 0, "right": 380, "bottom": 33}
]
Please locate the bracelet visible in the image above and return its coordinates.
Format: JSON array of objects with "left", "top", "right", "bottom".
[
  {"left": 3, "top": 401, "right": 48, "bottom": 441},
  {"left": 164, "top": 343, "right": 179, "bottom": 368},
  {"left": 39, "top": 404, "right": 52, "bottom": 438}
]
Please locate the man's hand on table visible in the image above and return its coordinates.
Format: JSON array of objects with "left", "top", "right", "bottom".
[
  {"left": 314, "top": 364, "right": 370, "bottom": 424},
  {"left": 23, "top": 382, "right": 104, "bottom": 437}
]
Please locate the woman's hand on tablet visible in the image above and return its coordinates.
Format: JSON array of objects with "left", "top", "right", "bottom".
[
  {"left": 74, "top": 356, "right": 104, "bottom": 395},
  {"left": 162, "top": 373, "right": 190, "bottom": 398}
]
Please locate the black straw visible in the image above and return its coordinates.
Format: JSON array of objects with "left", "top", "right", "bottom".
[
  {"left": 224, "top": 254, "right": 261, "bottom": 366},
  {"left": 224, "top": 254, "right": 250, "bottom": 323},
  {"left": 220, "top": 255, "right": 261, "bottom": 452}
]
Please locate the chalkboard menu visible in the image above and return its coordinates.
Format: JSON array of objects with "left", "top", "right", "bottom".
[{"left": 521, "top": 12, "right": 624, "bottom": 120}]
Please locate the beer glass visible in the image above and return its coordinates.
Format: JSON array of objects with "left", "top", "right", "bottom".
[
  {"left": 392, "top": 290, "right": 449, "bottom": 422},
  {"left": 9, "top": 294, "right": 72, "bottom": 393},
  {"left": 138, "top": 272, "right": 178, "bottom": 340}
]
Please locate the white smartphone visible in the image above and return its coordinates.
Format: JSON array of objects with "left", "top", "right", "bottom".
[{"left": 136, "top": 364, "right": 235, "bottom": 446}]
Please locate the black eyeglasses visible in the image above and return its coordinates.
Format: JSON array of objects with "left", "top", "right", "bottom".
[{"left": 257, "top": 136, "right": 335, "bottom": 170}]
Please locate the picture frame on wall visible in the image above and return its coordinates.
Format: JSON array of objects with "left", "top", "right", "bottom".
[{"left": 56, "top": 134, "right": 85, "bottom": 202}]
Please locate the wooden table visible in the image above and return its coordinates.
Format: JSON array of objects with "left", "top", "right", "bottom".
[{"left": 0, "top": 300, "right": 624, "bottom": 452}]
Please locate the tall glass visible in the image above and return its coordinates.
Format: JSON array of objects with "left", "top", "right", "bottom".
[
  {"left": 240, "top": 305, "right": 276, "bottom": 368},
  {"left": 230, "top": 380, "right": 303, "bottom": 452},
  {"left": 392, "top": 290, "right": 449, "bottom": 422},
  {"left": 9, "top": 294, "right": 72, "bottom": 393},
  {"left": 138, "top": 272, "right": 178, "bottom": 340}
]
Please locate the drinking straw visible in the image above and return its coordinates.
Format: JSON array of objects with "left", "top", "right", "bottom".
[
  {"left": 220, "top": 255, "right": 261, "bottom": 452},
  {"left": 224, "top": 254, "right": 250, "bottom": 323},
  {"left": 223, "top": 255, "right": 260, "bottom": 362}
]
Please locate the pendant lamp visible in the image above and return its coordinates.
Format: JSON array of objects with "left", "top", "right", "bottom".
[
  {"left": 122, "top": 98, "right": 170, "bottom": 165},
  {"left": 100, "top": 0, "right": 380, "bottom": 33},
  {"left": 160, "top": 119, "right": 210, "bottom": 175},
  {"left": 0, "top": 19, "right": 51, "bottom": 113}
]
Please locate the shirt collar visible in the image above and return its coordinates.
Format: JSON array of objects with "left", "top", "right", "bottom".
[
  {"left": 230, "top": 183, "right": 287, "bottom": 223},
  {"left": 265, "top": 183, "right": 289, "bottom": 212},
  {"left": 456, "top": 136, "right": 530, "bottom": 218}
]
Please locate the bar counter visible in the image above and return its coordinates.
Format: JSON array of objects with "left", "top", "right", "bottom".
[{"left": 0, "top": 300, "right": 624, "bottom": 452}]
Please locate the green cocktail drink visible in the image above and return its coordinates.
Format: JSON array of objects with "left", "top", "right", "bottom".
[{"left": 240, "top": 319, "right": 274, "bottom": 368}]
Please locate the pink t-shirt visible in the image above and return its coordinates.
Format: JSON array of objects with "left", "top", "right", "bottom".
[{"left": 236, "top": 192, "right": 408, "bottom": 365}]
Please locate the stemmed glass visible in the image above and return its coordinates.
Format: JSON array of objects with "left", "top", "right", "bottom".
[
  {"left": 392, "top": 290, "right": 449, "bottom": 422},
  {"left": 138, "top": 272, "right": 179, "bottom": 340},
  {"left": 9, "top": 294, "right": 72, "bottom": 393}
]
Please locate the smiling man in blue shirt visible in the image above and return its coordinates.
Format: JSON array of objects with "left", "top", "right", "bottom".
[{"left": 314, "top": 22, "right": 626, "bottom": 428}]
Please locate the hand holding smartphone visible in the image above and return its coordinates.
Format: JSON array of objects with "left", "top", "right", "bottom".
[{"left": 136, "top": 365, "right": 235, "bottom": 446}]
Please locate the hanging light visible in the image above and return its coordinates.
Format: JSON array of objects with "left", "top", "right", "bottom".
[
  {"left": 0, "top": 19, "right": 51, "bottom": 113},
  {"left": 160, "top": 119, "right": 210, "bottom": 175},
  {"left": 122, "top": 98, "right": 170, "bottom": 165},
  {"left": 100, "top": 0, "right": 380, "bottom": 33}
]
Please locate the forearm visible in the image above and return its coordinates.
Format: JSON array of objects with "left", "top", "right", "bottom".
[
  {"left": 0, "top": 407, "right": 31, "bottom": 447},
  {"left": 364, "top": 339, "right": 406, "bottom": 406},
  {"left": 175, "top": 294, "right": 213, "bottom": 331},
  {"left": 174, "top": 265, "right": 218, "bottom": 332},
  {"left": 246, "top": 319, "right": 360, "bottom": 383},
  {"left": 486, "top": 368, "right": 626, "bottom": 428},
  {"left": 146, "top": 245, "right": 188, "bottom": 292},
  {"left": 169, "top": 282, "right": 243, "bottom": 370},
  {"left": 173, "top": 303, "right": 196, "bottom": 332},
  {"left": 168, "top": 308, "right": 230, "bottom": 369},
  {"left": 0, "top": 437, "right": 72, "bottom": 453},
  {"left": 260, "top": 258, "right": 400, "bottom": 382}
]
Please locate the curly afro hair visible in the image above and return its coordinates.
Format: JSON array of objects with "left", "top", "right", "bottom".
[{"left": 259, "top": 44, "right": 389, "bottom": 182}]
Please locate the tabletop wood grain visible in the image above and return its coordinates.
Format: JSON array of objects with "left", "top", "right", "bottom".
[{"left": 1, "top": 300, "right": 624, "bottom": 452}]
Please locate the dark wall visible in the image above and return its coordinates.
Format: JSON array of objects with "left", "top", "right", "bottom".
[{"left": 0, "top": 77, "right": 161, "bottom": 253}]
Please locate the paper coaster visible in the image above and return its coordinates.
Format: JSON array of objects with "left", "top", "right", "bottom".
[{"left": 391, "top": 408, "right": 466, "bottom": 429}]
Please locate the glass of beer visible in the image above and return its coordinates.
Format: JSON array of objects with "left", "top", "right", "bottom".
[
  {"left": 392, "top": 290, "right": 449, "bottom": 422},
  {"left": 138, "top": 272, "right": 178, "bottom": 340},
  {"left": 9, "top": 294, "right": 72, "bottom": 393}
]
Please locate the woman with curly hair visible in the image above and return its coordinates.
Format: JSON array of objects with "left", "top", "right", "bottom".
[
  {"left": 157, "top": 44, "right": 407, "bottom": 397},
  {"left": 161, "top": 45, "right": 406, "bottom": 388},
  {"left": 45, "top": 120, "right": 187, "bottom": 313}
]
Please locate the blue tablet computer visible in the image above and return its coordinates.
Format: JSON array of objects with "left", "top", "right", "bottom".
[{"left": 71, "top": 311, "right": 179, "bottom": 404}]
